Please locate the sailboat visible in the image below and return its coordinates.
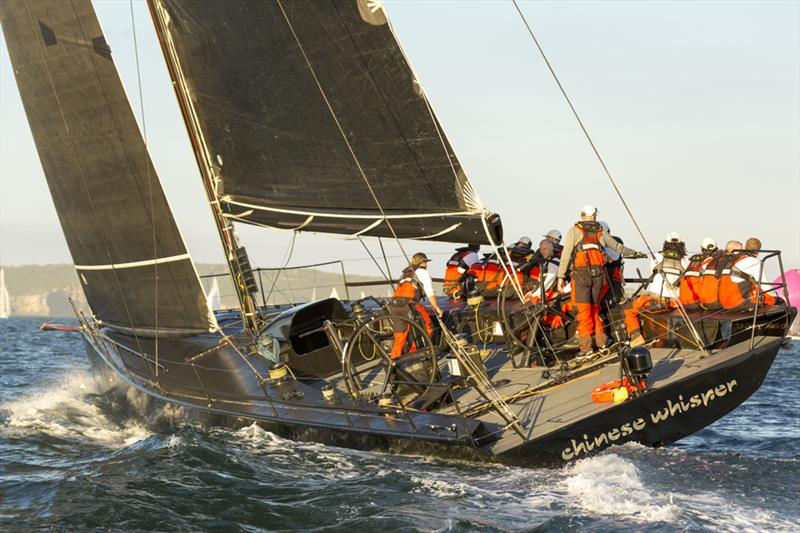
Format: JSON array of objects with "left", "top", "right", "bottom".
[
  {"left": 0, "top": 268, "right": 10, "bottom": 319},
  {"left": 2, "top": 0, "right": 795, "bottom": 466}
]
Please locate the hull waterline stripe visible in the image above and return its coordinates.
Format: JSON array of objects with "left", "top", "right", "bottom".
[{"left": 75, "top": 253, "right": 192, "bottom": 271}]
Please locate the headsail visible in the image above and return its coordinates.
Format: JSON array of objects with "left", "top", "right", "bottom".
[
  {"left": 149, "top": 0, "right": 498, "bottom": 244},
  {"left": 1, "top": 0, "right": 215, "bottom": 336}
]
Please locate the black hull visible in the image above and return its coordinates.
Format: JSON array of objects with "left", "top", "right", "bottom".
[
  {"left": 82, "top": 331, "right": 785, "bottom": 467},
  {"left": 498, "top": 338, "right": 782, "bottom": 466}
]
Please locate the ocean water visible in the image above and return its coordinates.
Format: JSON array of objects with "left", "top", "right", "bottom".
[{"left": 1, "top": 316, "right": 798, "bottom": 532}]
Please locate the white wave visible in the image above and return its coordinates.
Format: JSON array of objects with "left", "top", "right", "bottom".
[
  {"left": 675, "top": 491, "right": 800, "bottom": 532},
  {"left": 0, "top": 371, "right": 150, "bottom": 446},
  {"left": 564, "top": 453, "right": 678, "bottom": 523},
  {"left": 232, "top": 423, "right": 361, "bottom": 480},
  {"left": 411, "top": 476, "right": 468, "bottom": 498}
]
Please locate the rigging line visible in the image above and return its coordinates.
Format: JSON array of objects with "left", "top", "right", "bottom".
[
  {"left": 357, "top": 237, "right": 392, "bottom": 286},
  {"left": 382, "top": 11, "right": 484, "bottom": 212},
  {"left": 129, "top": 0, "right": 159, "bottom": 374},
  {"left": 262, "top": 230, "right": 298, "bottom": 306},
  {"left": 510, "top": 0, "right": 653, "bottom": 258},
  {"left": 378, "top": 237, "right": 394, "bottom": 284},
  {"left": 511, "top": 1, "right": 708, "bottom": 353},
  {"left": 280, "top": 1, "right": 518, "bottom": 428},
  {"left": 331, "top": 3, "right": 441, "bottom": 202},
  {"left": 23, "top": 0, "right": 147, "bottom": 360},
  {"left": 275, "top": 0, "right": 410, "bottom": 264}
]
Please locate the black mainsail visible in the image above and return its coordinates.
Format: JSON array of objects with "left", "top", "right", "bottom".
[
  {"left": 149, "top": 0, "right": 496, "bottom": 244},
  {"left": 1, "top": 0, "right": 215, "bottom": 336}
]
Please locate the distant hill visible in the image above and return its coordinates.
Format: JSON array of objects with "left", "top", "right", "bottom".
[{"left": 0, "top": 263, "right": 388, "bottom": 317}]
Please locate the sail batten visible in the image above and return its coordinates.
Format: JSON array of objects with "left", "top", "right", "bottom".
[
  {"left": 1, "top": 0, "right": 215, "bottom": 336},
  {"left": 151, "top": 0, "right": 496, "bottom": 244}
]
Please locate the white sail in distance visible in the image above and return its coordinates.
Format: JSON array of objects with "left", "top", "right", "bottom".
[{"left": 0, "top": 268, "right": 10, "bottom": 318}]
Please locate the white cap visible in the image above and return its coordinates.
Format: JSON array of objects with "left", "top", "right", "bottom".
[
  {"left": 517, "top": 236, "right": 532, "bottom": 247},
  {"left": 581, "top": 205, "right": 598, "bottom": 216},
  {"left": 544, "top": 229, "right": 562, "bottom": 242},
  {"left": 701, "top": 237, "right": 717, "bottom": 250},
  {"left": 666, "top": 231, "right": 681, "bottom": 242},
  {"left": 598, "top": 220, "right": 610, "bottom": 233}
]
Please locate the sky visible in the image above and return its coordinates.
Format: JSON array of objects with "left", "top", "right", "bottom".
[{"left": 1, "top": 0, "right": 798, "bottom": 280}]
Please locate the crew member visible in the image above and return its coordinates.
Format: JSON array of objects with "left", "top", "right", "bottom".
[
  {"left": 543, "top": 229, "right": 564, "bottom": 258},
  {"left": 476, "top": 236, "right": 531, "bottom": 296},
  {"left": 647, "top": 232, "right": 689, "bottom": 299},
  {"left": 718, "top": 237, "right": 778, "bottom": 310},
  {"left": 597, "top": 221, "right": 626, "bottom": 310},
  {"left": 624, "top": 233, "right": 688, "bottom": 346},
  {"left": 443, "top": 244, "right": 481, "bottom": 298},
  {"left": 698, "top": 241, "right": 736, "bottom": 310},
  {"left": 390, "top": 253, "right": 443, "bottom": 359},
  {"left": 557, "top": 205, "right": 644, "bottom": 355},
  {"left": 679, "top": 237, "right": 718, "bottom": 309},
  {"left": 524, "top": 239, "right": 560, "bottom": 304}
]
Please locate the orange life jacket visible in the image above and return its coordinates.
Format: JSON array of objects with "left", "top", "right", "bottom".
[
  {"left": 572, "top": 222, "right": 606, "bottom": 269},
  {"left": 482, "top": 254, "right": 507, "bottom": 293},
  {"left": 394, "top": 267, "right": 422, "bottom": 301},
  {"left": 718, "top": 253, "right": 776, "bottom": 309},
  {"left": 679, "top": 252, "right": 713, "bottom": 306},
  {"left": 698, "top": 252, "right": 727, "bottom": 310},
  {"left": 443, "top": 248, "right": 474, "bottom": 296}
]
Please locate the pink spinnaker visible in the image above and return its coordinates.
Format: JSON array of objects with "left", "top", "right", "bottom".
[{"left": 774, "top": 268, "right": 800, "bottom": 307}]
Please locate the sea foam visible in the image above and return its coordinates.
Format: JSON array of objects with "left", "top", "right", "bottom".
[{"left": 0, "top": 371, "right": 150, "bottom": 446}]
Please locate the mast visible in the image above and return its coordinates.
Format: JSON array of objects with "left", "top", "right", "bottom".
[{"left": 148, "top": 0, "right": 260, "bottom": 335}]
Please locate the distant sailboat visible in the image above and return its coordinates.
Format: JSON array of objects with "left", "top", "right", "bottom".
[
  {"left": 207, "top": 277, "right": 221, "bottom": 310},
  {"left": 0, "top": 268, "right": 9, "bottom": 319}
]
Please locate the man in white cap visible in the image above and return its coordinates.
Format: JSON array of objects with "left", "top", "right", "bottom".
[
  {"left": 543, "top": 229, "right": 564, "bottom": 258},
  {"left": 557, "top": 205, "right": 645, "bottom": 355},
  {"left": 391, "top": 252, "right": 442, "bottom": 359}
]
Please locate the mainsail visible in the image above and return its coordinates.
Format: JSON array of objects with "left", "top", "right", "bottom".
[
  {"left": 1, "top": 0, "right": 215, "bottom": 336},
  {"left": 149, "top": 0, "right": 499, "bottom": 244}
]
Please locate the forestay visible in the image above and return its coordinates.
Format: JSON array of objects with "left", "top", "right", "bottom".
[
  {"left": 150, "top": 0, "right": 497, "bottom": 244},
  {"left": 0, "top": 0, "right": 216, "bottom": 337}
]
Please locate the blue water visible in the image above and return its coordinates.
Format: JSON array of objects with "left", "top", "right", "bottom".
[{"left": 1, "top": 316, "right": 798, "bottom": 531}]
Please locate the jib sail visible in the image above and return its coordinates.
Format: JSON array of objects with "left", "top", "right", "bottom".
[
  {"left": 1, "top": 0, "right": 216, "bottom": 336},
  {"left": 149, "top": 0, "right": 498, "bottom": 244}
]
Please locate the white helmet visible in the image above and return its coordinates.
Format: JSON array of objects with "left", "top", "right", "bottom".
[
  {"left": 543, "top": 229, "right": 562, "bottom": 242},
  {"left": 701, "top": 237, "right": 717, "bottom": 251}
]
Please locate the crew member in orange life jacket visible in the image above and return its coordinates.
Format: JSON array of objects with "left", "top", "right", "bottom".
[
  {"left": 697, "top": 240, "right": 739, "bottom": 310},
  {"left": 443, "top": 244, "right": 480, "bottom": 298},
  {"left": 557, "top": 205, "right": 644, "bottom": 355},
  {"left": 391, "top": 253, "right": 443, "bottom": 359},
  {"left": 718, "top": 237, "right": 779, "bottom": 310},
  {"left": 679, "top": 237, "right": 718, "bottom": 309}
]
